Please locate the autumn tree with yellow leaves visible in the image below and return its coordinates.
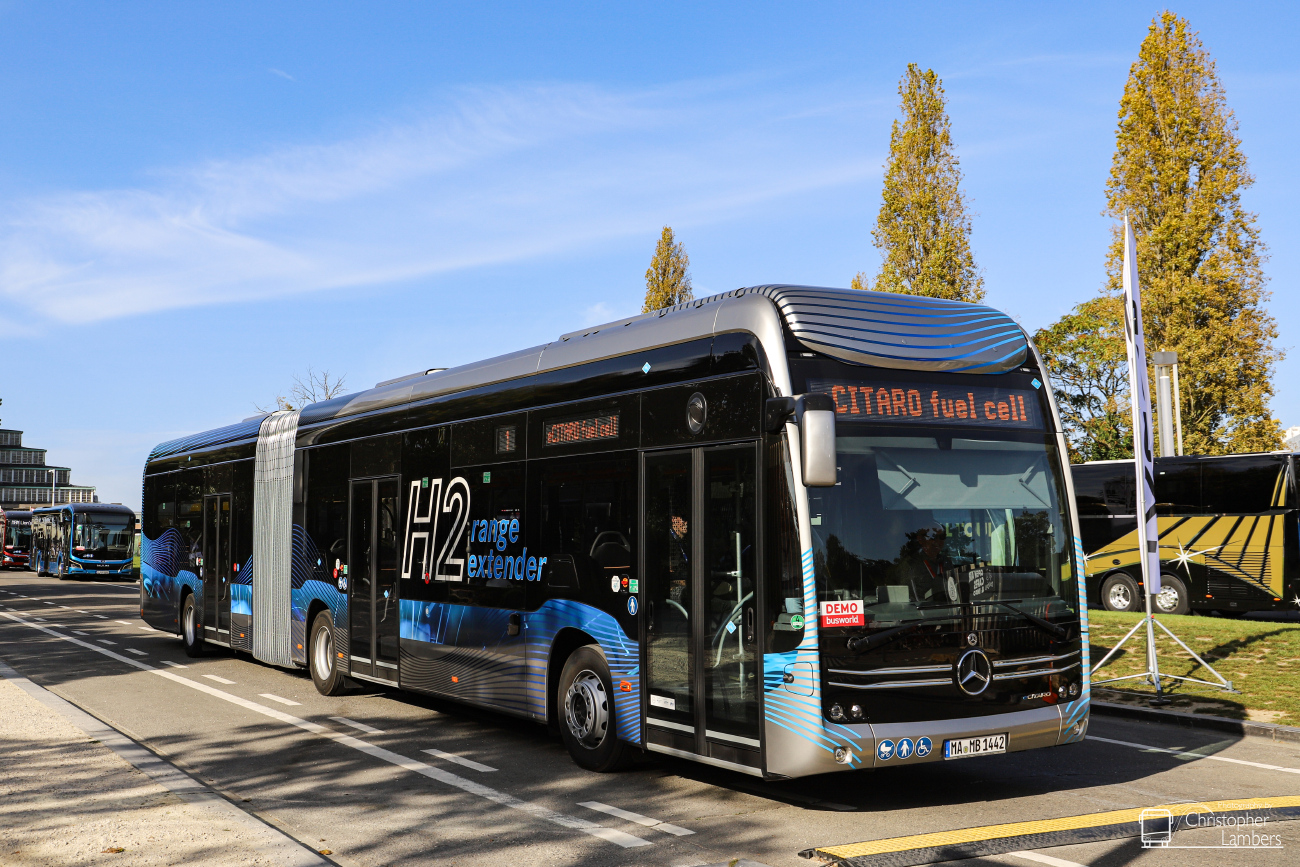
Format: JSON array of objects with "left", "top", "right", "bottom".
[
  {"left": 852, "top": 64, "right": 984, "bottom": 303},
  {"left": 1037, "top": 12, "right": 1281, "bottom": 458},
  {"left": 642, "top": 226, "right": 693, "bottom": 312}
]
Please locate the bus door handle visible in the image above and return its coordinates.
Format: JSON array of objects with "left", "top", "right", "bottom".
[{"left": 744, "top": 606, "right": 755, "bottom": 644}]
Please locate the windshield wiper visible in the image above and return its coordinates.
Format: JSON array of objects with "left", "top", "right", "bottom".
[
  {"left": 979, "top": 600, "right": 1070, "bottom": 641},
  {"left": 846, "top": 620, "right": 922, "bottom": 654}
]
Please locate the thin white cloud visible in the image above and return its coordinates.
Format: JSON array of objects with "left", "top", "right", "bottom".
[
  {"left": 0, "top": 80, "right": 882, "bottom": 326},
  {"left": 268, "top": 68, "right": 295, "bottom": 81}
]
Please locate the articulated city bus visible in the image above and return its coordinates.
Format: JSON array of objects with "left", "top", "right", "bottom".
[
  {"left": 1074, "top": 452, "right": 1300, "bottom": 616},
  {"left": 141, "top": 285, "right": 1088, "bottom": 778},
  {"left": 1, "top": 508, "right": 31, "bottom": 569},
  {"left": 32, "top": 503, "right": 137, "bottom": 578}
]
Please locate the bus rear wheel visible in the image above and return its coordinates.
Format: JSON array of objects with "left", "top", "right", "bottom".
[
  {"left": 1101, "top": 573, "right": 1141, "bottom": 612},
  {"left": 1153, "top": 574, "right": 1190, "bottom": 616},
  {"left": 181, "top": 593, "right": 205, "bottom": 657},
  {"left": 558, "top": 645, "right": 632, "bottom": 772},
  {"left": 56, "top": 556, "right": 67, "bottom": 580},
  {"left": 310, "top": 610, "right": 346, "bottom": 696}
]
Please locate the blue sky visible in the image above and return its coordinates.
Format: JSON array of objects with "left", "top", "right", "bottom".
[{"left": 2, "top": 2, "right": 1297, "bottom": 511}]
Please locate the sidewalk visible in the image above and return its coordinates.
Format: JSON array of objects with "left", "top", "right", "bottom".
[{"left": 0, "top": 669, "right": 326, "bottom": 866}]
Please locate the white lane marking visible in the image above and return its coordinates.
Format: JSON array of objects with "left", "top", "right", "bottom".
[
  {"left": 93, "top": 615, "right": 107, "bottom": 619},
  {"left": 161, "top": 660, "right": 188, "bottom": 669},
  {"left": 33, "top": 617, "right": 46, "bottom": 622},
  {"left": 76, "top": 610, "right": 89, "bottom": 614},
  {"left": 422, "top": 747, "right": 497, "bottom": 773},
  {"left": 578, "top": 802, "right": 694, "bottom": 835},
  {"left": 59, "top": 605, "right": 71, "bottom": 609},
  {"left": 97, "top": 639, "right": 117, "bottom": 645},
  {"left": 202, "top": 675, "right": 236, "bottom": 685},
  {"left": 0, "top": 608, "right": 652, "bottom": 849},
  {"left": 259, "top": 693, "right": 301, "bottom": 706},
  {"left": 126, "top": 649, "right": 148, "bottom": 657},
  {"left": 139, "top": 626, "right": 158, "bottom": 632},
  {"left": 72, "top": 630, "right": 89, "bottom": 635},
  {"left": 42, "top": 601, "right": 54, "bottom": 605},
  {"left": 1006, "top": 852, "right": 1088, "bottom": 867},
  {"left": 331, "top": 716, "right": 385, "bottom": 735},
  {"left": 1088, "top": 735, "right": 1300, "bottom": 776},
  {"left": 0, "top": 658, "right": 329, "bottom": 867},
  {"left": 116, "top": 620, "right": 133, "bottom": 625}
]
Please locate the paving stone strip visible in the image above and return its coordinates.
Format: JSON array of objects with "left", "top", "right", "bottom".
[{"left": 0, "top": 660, "right": 330, "bottom": 867}]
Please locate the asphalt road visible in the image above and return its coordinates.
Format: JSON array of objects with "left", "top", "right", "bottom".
[{"left": 1, "top": 570, "right": 1296, "bottom": 867}]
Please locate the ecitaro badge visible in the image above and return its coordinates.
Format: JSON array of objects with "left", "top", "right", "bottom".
[{"left": 819, "top": 599, "right": 864, "bottom": 627}]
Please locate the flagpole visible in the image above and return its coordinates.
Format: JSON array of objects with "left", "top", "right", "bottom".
[{"left": 1091, "top": 214, "right": 1235, "bottom": 702}]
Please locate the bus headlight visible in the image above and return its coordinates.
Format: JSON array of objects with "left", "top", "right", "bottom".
[
  {"left": 850, "top": 704, "right": 864, "bottom": 721},
  {"left": 829, "top": 703, "right": 846, "bottom": 721},
  {"left": 1068, "top": 682, "right": 1079, "bottom": 698}
]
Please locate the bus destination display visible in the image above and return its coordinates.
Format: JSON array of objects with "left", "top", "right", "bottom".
[
  {"left": 544, "top": 412, "right": 620, "bottom": 446},
  {"left": 808, "top": 379, "right": 1044, "bottom": 429}
]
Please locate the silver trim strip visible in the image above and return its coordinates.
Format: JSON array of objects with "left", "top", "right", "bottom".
[
  {"left": 350, "top": 655, "right": 370, "bottom": 664},
  {"left": 347, "top": 670, "right": 398, "bottom": 686},
  {"left": 705, "top": 730, "right": 761, "bottom": 748},
  {"left": 993, "top": 651, "right": 1080, "bottom": 669},
  {"left": 647, "top": 717, "right": 694, "bottom": 734},
  {"left": 828, "top": 663, "right": 950, "bottom": 676},
  {"left": 828, "top": 677, "right": 952, "bottom": 690},
  {"left": 992, "top": 661, "right": 1081, "bottom": 682},
  {"left": 645, "top": 742, "right": 764, "bottom": 777},
  {"left": 375, "top": 660, "right": 398, "bottom": 670}
]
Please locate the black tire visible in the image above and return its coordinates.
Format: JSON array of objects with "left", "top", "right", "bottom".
[
  {"left": 36, "top": 553, "right": 48, "bottom": 577},
  {"left": 1100, "top": 572, "right": 1141, "bottom": 612},
  {"left": 557, "top": 645, "right": 632, "bottom": 772},
  {"left": 56, "top": 556, "right": 67, "bottom": 581},
  {"left": 309, "top": 609, "right": 346, "bottom": 696},
  {"left": 1153, "top": 573, "right": 1190, "bottom": 616},
  {"left": 181, "top": 593, "right": 205, "bottom": 657}
]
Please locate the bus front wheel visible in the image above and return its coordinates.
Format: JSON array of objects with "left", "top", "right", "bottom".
[
  {"left": 1101, "top": 573, "right": 1141, "bottom": 612},
  {"left": 557, "top": 645, "right": 632, "bottom": 772},
  {"left": 181, "top": 594, "right": 205, "bottom": 657},
  {"left": 309, "top": 610, "right": 346, "bottom": 696}
]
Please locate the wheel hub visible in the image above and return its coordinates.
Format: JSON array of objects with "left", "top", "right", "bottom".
[
  {"left": 565, "top": 670, "right": 609, "bottom": 747},
  {"left": 314, "top": 624, "right": 333, "bottom": 681},
  {"left": 1109, "top": 583, "right": 1131, "bottom": 609},
  {"left": 1156, "top": 585, "right": 1179, "bottom": 612}
]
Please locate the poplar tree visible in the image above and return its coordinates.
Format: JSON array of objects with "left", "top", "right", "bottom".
[
  {"left": 852, "top": 64, "right": 984, "bottom": 303},
  {"left": 1100, "top": 12, "right": 1280, "bottom": 455},
  {"left": 642, "top": 226, "right": 693, "bottom": 312}
]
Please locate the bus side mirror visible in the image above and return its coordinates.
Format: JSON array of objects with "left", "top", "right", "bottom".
[
  {"left": 765, "top": 395, "right": 837, "bottom": 487},
  {"left": 799, "top": 395, "right": 837, "bottom": 487}
]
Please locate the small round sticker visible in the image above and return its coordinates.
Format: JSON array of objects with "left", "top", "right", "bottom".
[
  {"left": 789, "top": 614, "right": 805, "bottom": 630},
  {"left": 916, "top": 737, "right": 933, "bottom": 758},
  {"left": 877, "top": 739, "right": 895, "bottom": 761},
  {"left": 627, "top": 596, "right": 639, "bottom": 616},
  {"left": 896, "top": 738, "right": 914, "bottom": 759}
]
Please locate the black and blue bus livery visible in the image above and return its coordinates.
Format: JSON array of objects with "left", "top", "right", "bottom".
[
  {"left": 141, "top": 285, "right": 1088, "bottom": 778},
  {"left": 32, "top": 503, "right": 137, "bottom": 578}
]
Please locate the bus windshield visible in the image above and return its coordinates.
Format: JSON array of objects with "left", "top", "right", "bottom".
[
  {"left": 6, "top": 522, "right": 30, "bottom": 549},
  {"left": 74, "top": 514, "right": 133, "bottom": 557},
  {"left": 809, "top": 432, "right": 1076, "bottom": 623}
]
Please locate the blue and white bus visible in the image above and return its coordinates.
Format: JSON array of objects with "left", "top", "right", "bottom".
[
  {"left": 32, "top": 502, "right": 137, "bottom": 578},
  {"left": 141, "top": 285, "right": 1089, "bottom": 778}
]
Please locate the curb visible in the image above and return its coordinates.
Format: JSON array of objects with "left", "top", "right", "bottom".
[{"left": 1091, "top": 699, "right": 1300, "bottom": 744}]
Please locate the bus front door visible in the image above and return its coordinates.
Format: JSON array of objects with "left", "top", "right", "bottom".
[
  {"left": 644, "top": 444, "right": 760, "bottom": 771},
  {"left": 348, "top": 477, "right": 401, "bottom": 682},
  {"left": 202, "top": 494, "right": 232, "bottom": 638}
]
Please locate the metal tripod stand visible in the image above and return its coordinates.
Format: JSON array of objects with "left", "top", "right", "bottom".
[{"left": 1092, "top": 580, "right": 1237, "bottom": 705}]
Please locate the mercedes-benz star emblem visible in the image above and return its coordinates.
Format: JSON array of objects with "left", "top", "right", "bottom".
[
  {"left": 955, "top": 648, "right": 993, "bottom": 696},
  {"left": 966, "top": 632, "right": 979, "bottom": 647}
]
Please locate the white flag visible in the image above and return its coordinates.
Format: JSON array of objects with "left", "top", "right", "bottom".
[{"left": 1121, "top": 215, "right": 1160, "bottom": 595}]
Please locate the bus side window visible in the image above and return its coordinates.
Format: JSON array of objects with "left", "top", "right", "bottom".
[{"left": 533, "top": 453, "right": 636, "bottom": 614}]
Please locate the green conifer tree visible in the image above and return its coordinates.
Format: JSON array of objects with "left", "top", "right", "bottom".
[
  {"left": 853, "top": 64, "right": 983, "bottom": 302},
  {"left": 642, "top": 226, "right": 693, "bottom": 313},
  {"left": 1100, "top": 12, "right": 1280, "bottom": 455}
]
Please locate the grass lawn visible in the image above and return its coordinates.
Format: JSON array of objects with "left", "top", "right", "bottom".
[{"left": 1087, "top": 610, "right": 1300, "bottom": 727}]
